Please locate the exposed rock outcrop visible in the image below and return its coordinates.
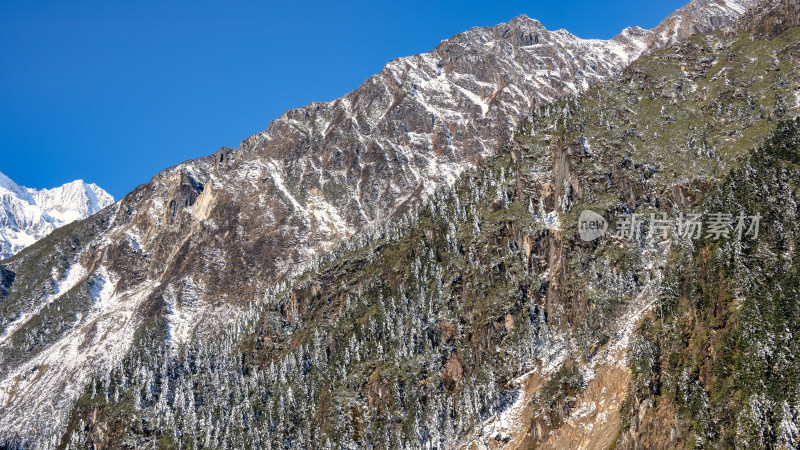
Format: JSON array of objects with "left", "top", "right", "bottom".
[{"left": 736, "top": 0, "right": 800, "bottom": 38}]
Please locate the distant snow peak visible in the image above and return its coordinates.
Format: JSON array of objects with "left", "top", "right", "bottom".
[
  {"left": 30, "top": 179, "right": 113, "bottom": 224},
  {"left": 0, "top": 171, "right": 114, "bottom": 259}
]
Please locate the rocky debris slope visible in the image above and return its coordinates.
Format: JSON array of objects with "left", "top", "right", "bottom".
[
  {"left": 0, "top": 0, "right": 757, "bottom": 442},
  {"left": 0, "top": 171, "right": 113, "bottom": 259}
]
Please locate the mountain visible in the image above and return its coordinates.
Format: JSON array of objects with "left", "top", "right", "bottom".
[
  {"left": 54, "top": 1, "right": 800, "bottom": 446},
  {"left": 0, "top": 171, "right": 113, "bottom": 260},
  {"left": 736, "top": 0, "right": 800, "bottom": 38},
  {"left": 0, "top": 0, "right": 759, "bottom": 445}
]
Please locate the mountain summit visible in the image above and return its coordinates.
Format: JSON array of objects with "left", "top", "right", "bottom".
[{"left": 0, "top": 172, "right": 113, "bottom": 260}]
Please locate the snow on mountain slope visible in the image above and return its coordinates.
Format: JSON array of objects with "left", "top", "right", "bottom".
[
  {"left": 0, "top": 0, "right": 756, "bottom": 442},
  {"left": 0, "top": 172, "right": 114, "bottom": 260},
  {"left": 621, "top": 0, "right": 758, "bottom": 48},
  {"left": 30, "top": 179, "right": 114, "bottom": 224}
]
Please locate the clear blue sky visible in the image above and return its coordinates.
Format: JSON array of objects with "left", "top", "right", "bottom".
[{"left": 0, "top": 0, "right": 686, "bottom": 199}]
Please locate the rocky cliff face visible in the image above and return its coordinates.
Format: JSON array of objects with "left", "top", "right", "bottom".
[
  {"left": 0, "top": 0, "right": 757, "bottom": 442},
  {"left": 737, "top": 0, "right": 800, "bottom": 39},
  {"left": 0, "top": 171, "right": 113, "bottom": 260}
]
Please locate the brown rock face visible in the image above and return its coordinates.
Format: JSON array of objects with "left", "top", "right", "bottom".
[
  {"left": 0, "top": 0, "right": 757, "bottom": 439},
  {"left": 442, "top": 352, "right": 464, "bottom": 382},
  {"left": 736, "top": 0, "right": 800, "bottom": 39}
]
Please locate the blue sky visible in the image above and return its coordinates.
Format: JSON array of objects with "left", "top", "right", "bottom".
[{"left": 0, "top": 0, "right": 686, "bottom": 199}]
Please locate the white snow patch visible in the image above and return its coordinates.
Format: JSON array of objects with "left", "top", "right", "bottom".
[
  {"left": 452, "top": 84, "right": 489, "bottom": 117},
  {"left": 265, "top": 159, "right": 306, "bottom": 215},
  {"left": 602, "top": 287, "right": 657, "bottom": 366},
  {"left": 542, "top": 210, "right": 561, "bottom": 231},
  {"left": 162, "top": 279, "right": 240, "bottom": 350},
  {"left": 472, "top": 328, "right": 573, "bottom": 446},
  {"left": 778, "top": 400, "right": 800, "bottom": 445},
  {"left": 725, "top": 0, "right": 753, "bottom": 15},
  {"left": 164, "top": 284, "right": 197, "bottom": 348},
  {"left": 479, "top": 387, "right": 527, "bottom": 444},
  {"left": 0, "top": 272, "right": 154, "bottom": 437},
  {"left": 571, "top": 400, "right": 598, "bottom": 421},
  {"left": 307, "top": 192, "right": 354, "bottom": 245},
  {"left": 88, "top": 267, "right": 115, "bottom": 306},
  {"left": 0, "top": 263, "right": 88, "bottom": 347},
  {"left": 126, "top": 229, "right": 142, "bottom": 250}
]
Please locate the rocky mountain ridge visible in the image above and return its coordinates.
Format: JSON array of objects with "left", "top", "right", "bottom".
[
  {"left": 52, "top": 3, "right": 800, "bottom": 446},
  {"left": 0, "top": 0, "right": 759, "bottom": 442}
]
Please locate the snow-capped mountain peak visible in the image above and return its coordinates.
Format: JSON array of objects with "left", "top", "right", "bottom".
[
  {"left": 30, "top": 179, "right": 114, "bottom": 224},
  {"left": 0, "top": 171, "right": 34, "bottom": 203},
  {"left": 0, "top": 172, "right": 114, "bottom": 259}
]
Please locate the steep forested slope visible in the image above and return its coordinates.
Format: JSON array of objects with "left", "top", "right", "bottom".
[
  {"left": 44, "top": 23, "right": 800, "bottom": 449},
  {"left": 618, "top": 120, "right": 800, "bottom": 448},
  {"left": 0, "top": 11, "right": 721, "bottom": 437}
]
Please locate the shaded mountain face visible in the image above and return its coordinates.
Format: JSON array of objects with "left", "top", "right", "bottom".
[
  {"left": 0, "top": 0, "right": 756, "bottom": 441},
  {"left": 0, "top": 172, "right": 113, "bottom": 259},
  {"left": 56, "top": 16, "right": 800, "bottom": 449}
]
